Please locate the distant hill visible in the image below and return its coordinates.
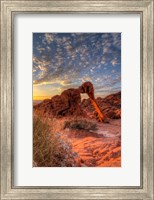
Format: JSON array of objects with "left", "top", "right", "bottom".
[{"left": 33, "top": 100, "right": 43, "bottom": 106}]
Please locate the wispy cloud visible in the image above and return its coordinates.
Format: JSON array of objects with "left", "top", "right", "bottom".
[
  {"left": 33, "top": 33, "right": 121, "bottom": 97},
  {"left": 44, "top": 33, "right": 54, "bottom": 44}
]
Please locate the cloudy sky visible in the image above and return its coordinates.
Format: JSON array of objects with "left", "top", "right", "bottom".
[{"left": 33, "top": 33, "right": 121, "bottom": 100}]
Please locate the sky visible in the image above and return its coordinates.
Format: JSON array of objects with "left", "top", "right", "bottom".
[{"left": 33, "top": 33, "right": 121, "bottom": 100}]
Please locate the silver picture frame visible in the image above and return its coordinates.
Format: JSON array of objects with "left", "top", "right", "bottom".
[{"left": 0, "top": 0, "right": 153, "bottom": 199}]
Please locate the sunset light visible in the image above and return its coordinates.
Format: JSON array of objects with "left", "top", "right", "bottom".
[
  {"left": 33, "top": 32, "right": 121, "bottom": 168},
  {"left": 33, "top": 33, "right": 121, "bottom": 101}
]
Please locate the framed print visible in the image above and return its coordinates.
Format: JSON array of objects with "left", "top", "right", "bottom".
[{"left": 0, "top": 0, "right": 153, "bottom": 200}]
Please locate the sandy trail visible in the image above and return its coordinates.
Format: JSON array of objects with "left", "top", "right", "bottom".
[{"left": 62, "top": 119, "right": 121, "bottom": 167}]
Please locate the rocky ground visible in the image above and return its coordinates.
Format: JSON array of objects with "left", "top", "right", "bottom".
[
  {"left": 34, "top": 90, "right": 121, "bottom": 167},
  {"left": 61, "top": 119, "right": 121, "bottom": 167},
  {"left": 81, "top": 92, "right": 121, "bottom": 120}
]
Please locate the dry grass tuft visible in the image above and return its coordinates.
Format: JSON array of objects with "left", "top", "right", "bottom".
[
  {"left": 33, "top": 115, "right": 78, "bottom": 167},
  {"left": 63, "top": 119, "right": 97, "bottom": 131}
]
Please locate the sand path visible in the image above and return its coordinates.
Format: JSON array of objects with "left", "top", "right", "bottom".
[{"left": 62, "top": 119, "right": 121, "bottom": 167}]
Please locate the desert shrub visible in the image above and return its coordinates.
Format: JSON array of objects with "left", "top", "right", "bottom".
[
  {"left": 33, "top": 116, "right": 78, "bottom": 167},
  {"left": 63, "top": 119, "right": 97, "bottom": 131}
]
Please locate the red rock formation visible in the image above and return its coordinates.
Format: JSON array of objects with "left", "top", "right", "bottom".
[
  {"left": 79, "top": 82, "right": 106, "bottom": 122},
  {"left": 79, "top": 81, "right": 95, "bottom": 99},
  {"left": 34, "top": 88, "right": 83, "bottom": 117},
  {"left": 81, "top": 92, "right": 121, "bottom": 119},
  {"left": 56, "top": 88, "right": 82, "bottom": 116},
  {"left": 34, "top": 82, "right": 121, "bottom": 121}
]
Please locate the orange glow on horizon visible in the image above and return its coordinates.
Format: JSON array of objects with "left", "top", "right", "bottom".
[{"left": 33, "top": 96, "right": 51, "bottom": 101}]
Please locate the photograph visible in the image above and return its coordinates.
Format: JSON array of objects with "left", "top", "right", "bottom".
[
  {"left": 33, "top": 33, "right": 121, "bottom": 167},
  {"left": 1, "top": 0, "right": 154, "bottom": 199}
]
